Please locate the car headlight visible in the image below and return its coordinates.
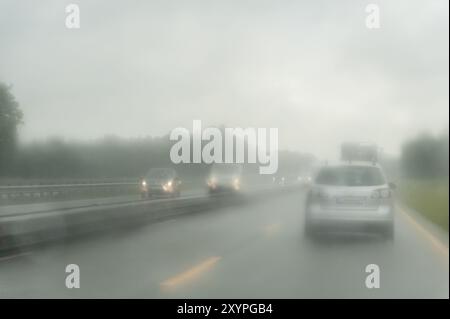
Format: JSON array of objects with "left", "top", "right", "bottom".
[
  {"left": 208, "top": 177, "right": 217, "bottom": 186},
  {"left": 163, "top": 180, "right": 174, "bottom": 191},
  {"left": 233, "top": 178, "right": 240, "bottom": 190},
  {"left": 141, "top": 180, "right": 147, "bottom": 187}
]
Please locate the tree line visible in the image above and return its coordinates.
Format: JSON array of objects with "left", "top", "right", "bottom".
[
  {"left": 1, "top": 82, "right": 448, "bottom": 181},
  {"left": 401, "top": 133, "right": 449, "bottom": 179},
  {"left": 1, "top": 82, "right": 314, "bottom": 180}
]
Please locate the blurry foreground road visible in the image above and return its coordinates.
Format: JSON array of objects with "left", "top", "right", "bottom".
[{"left": 0, "top": 190, "right": 448, "bottom": 298}]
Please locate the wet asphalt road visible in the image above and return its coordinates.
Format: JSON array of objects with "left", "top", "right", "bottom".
[{"left": 0, "top": 189, "right": 448, "bottom": 298}]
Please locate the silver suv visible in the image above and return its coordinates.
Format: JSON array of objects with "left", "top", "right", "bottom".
[{"left": 304, "top": 162, "right": 395, "bottom": 239}]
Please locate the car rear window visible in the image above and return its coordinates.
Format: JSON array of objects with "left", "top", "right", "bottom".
[{"left": 315, "top": 166, "right": 385, "bottom": 186}]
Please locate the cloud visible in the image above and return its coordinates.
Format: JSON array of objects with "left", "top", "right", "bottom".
[{"left": 0, "top": 0, "right": 448, "bottom": 159}]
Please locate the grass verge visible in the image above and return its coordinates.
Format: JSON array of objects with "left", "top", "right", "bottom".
[{"left": 397, "top": 178, "right": 449, "bottom": 231}]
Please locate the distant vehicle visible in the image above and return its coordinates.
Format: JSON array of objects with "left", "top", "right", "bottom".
[
  {"left": 297, "top": 175, "right": 312, "bottom": 186},
  {"left": 304, "top": 161, "right": 395, "bottom": 240},
  {"left": 272, "top": 175, "right": 297, "bottom": 186},
  {"left": 341, "top": 142, "right": 378, "bottom": 163},
  {"left": 272, "top": 175, "right": 286, "bottom": 186},
  {"left": 207, "top": 163, "right": 242, "bottom": 194},
  {"left": 140, "top": 168, "right": 181, "bottom": 198}
]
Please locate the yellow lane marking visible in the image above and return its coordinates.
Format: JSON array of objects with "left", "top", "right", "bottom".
[
  {"left": 160, "top": 256, "right": 221, "bottom": 291},
  {"left": 400, "top": 208, "right": 449, "bottom": 261}
]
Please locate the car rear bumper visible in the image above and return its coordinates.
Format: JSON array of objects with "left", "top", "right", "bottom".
[{"left": 306, "top": 204, "right": 394, "bottom": 233}]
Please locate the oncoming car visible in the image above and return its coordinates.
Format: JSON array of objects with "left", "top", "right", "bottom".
[
  {"left": 272, "top": 176, "right": 286, "bottom": 186},
  {"left": 304, "top": 162, "right": 395, "bottom": 240},
  {"left": 207, "top": 163, "right": 242, "bottom": 194},
  {"left": 140, "top": 168, "right": 181, "bottom": 198}
]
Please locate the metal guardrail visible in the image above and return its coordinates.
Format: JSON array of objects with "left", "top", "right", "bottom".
[
  {"left": 0, "top": 178, "right": 277, "bottom": 204},
  {"left": 0, "top": 185, "right": 301, "bottom": 253},
  {"left": 0, "top": 182, "right": 139, "bottom": 203}
]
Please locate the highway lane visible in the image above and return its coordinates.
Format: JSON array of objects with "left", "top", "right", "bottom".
[{"left": 0, "top": 189, "right": 448, "bottom": 298}]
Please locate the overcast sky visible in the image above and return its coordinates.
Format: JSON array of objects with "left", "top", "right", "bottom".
[{"left": 1, "top": 0, "right": 448, "bottom": 159}]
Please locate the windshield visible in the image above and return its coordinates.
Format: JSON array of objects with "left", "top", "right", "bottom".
[
  {"left": 315, "top": 166, "right": 385, "bottom": 186},
  {"left": 0, "top": 0, "right": 447, "bottom": 303}
]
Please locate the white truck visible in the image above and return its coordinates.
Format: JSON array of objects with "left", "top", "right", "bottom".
[{"left": 340, "top": 142, "right": 379, "bottom": 163}]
